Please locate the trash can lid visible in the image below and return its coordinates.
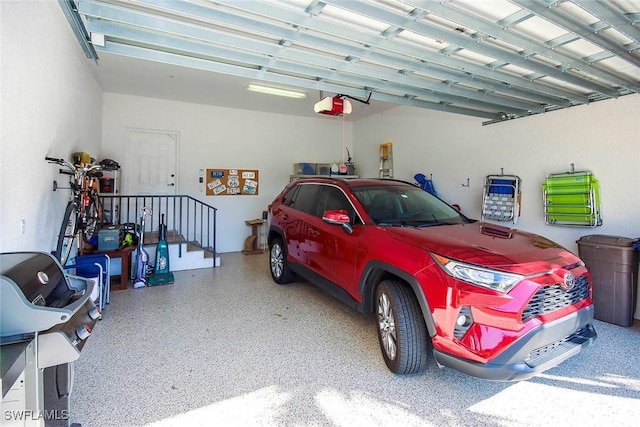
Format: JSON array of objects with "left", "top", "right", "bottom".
[{"left": 576, "top": 234, "right": 637, "bottom": 248}]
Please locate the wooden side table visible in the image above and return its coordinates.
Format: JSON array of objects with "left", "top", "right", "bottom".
[
  {"left": 86, "top": 246, "right": 135, "bottom": 290},
  {"left": 242, "top": 219, "right": 265, "bottom": 255}
]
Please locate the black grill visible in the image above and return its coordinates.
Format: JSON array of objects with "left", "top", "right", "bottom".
[
  {"left": 526, "top": 325, "right": 595, "bottom": 368},
  {"left": 521, "top": 275, "right": 590, "bottom": 323}
]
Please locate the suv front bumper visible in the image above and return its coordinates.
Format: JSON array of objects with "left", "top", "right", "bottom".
[{"left": 432, "top": 305, "right": 596, "bottom": 381}]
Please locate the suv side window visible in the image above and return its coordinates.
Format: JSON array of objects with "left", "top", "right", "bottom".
[
  {"left": 317, "top": 186, "right": 360, "bottom": 224},
  {"left": 292, "top": 184, "right": 320, "bottom": 215},
  {"left": 282, "top": 185, "right": 299, "bottom": 207}
]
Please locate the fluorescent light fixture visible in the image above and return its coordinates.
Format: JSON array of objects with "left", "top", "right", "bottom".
[{"left": 247, "top": 84, "right": 307, "bottom": 99}]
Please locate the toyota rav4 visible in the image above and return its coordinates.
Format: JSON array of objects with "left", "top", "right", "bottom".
[{"left": 267, "top": 178, "right": 596, "bottom": 380}]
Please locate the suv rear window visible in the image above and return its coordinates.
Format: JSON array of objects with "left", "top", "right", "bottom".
[
  {"left": 282, "top": 185, "right": 298, "bottom": 207},
  {"left": 291, "top": 183, "right": 321, "bottom": 215}
]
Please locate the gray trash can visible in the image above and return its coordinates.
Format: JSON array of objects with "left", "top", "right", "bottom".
[{"left": 577, "top": 235, "right": 639, "bottom": 326}]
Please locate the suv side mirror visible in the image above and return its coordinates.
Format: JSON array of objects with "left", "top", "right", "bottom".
[{"left": 322, "top": 210, "right": 353, "bottom": 235}]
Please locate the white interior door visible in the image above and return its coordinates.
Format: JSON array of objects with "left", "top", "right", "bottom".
[{"left": 126, "top": 129, "right": 178, "bottom": 195}]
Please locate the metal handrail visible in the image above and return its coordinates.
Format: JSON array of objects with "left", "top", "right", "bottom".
[{"left": 99, "top": 194, "right": 217, "bottom": 267}]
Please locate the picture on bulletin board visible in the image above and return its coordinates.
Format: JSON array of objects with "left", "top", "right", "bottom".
[{"left": 206, "top": 169, "right": 259, "bottom": 196}]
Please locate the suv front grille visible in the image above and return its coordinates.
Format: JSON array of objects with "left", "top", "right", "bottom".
[{"left": 521, "top": 275, "right": 590, "bottom": 323}]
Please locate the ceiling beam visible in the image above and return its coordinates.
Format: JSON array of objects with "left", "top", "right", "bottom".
[
  {"left": 405, "top": 0, "right": 640, "bottom": 91},
  {"left": 95, "top": 41, "right": 502, "bottom": 120},
  {"left": 571, "top": 0, "right": 640, "bottom": 53},
  {"left": 72, "top": 0, "right": 639, "bottom": 122},
  {"left": 86, "top": 18, "right": 533, "bottom": 116},
  {"left": 510, "top": 0, "right": 640, "bottom": 70},
  {"left": 58, "top": 0, "right": 98, "bottom": 62},
  {"left": 81, "top": 2, "right": 538, "bottom": 115},
  {"left": 202, "top": 0, "right": 587, "bottom": 104},
  {"left": 323, "top": 0, "right": 620, "bottom": 97}
]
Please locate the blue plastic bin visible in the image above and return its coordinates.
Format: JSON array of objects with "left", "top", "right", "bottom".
[{"left": 75, "top": 255, "right": 107, "bottom": 277}]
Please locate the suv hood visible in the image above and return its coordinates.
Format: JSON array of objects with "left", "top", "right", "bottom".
[{"left": 386, "top": 222, "right": 580, "bottom": 275}]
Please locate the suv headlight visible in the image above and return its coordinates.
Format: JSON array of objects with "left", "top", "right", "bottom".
[{"left": 431, "top": 253, "right": 523, "bottom": 293}]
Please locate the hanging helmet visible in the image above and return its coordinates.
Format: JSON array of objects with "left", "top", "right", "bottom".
[{"left": 99, "top": 158, "right": 120, "bottom": 170}]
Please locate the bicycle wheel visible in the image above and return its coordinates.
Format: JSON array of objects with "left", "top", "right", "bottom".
[
  {"left": 82, "top": 196, "right": 101, "bottom": 243},
  {"left": 56, "top": 202, "right": 78, "bottom": 266}
]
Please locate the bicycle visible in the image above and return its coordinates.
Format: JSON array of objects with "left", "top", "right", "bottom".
[{"left": 46, "top": 156, "right": 104, "bottom": 266}]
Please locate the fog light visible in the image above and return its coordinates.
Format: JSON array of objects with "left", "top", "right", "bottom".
[
  {"left": 453, "top": 306, "right": 474, "bottom": 340},
  {"left": 457, "top": 314, "right": 471, "bottom": 327}
]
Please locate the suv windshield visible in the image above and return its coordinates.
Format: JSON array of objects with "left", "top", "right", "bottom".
[{"left": 354, "top": 185, "right": 466, "bottom": 226}]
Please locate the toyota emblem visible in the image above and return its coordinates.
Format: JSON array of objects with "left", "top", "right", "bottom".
[{"left": 562, "top": 272, "right": 576, "bottom": 291}]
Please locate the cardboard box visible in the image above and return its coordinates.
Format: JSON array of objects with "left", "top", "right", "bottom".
[{"left": 98, "top": 228, "right": 120, "bottom": 251}]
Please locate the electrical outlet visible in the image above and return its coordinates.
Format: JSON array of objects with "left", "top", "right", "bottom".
[
  {"left": 20, "top": 219, "right": 25, "bottom": 234},
  {"left": 199, "top": 169, "right": 204, "bottom": 177}
]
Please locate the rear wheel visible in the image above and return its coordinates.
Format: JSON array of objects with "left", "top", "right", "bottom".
[
  {"left": 269, "top": 237, "right": 295, "bottom": 284},
  {"left": 56, "top": 202, "right": 78, "bottom": 266},
  {"left": 82, "top": 196, "right": 101, "bottom": 243},
  {"left": 376, "top": 279, "right": 429, "bottom": 374}
]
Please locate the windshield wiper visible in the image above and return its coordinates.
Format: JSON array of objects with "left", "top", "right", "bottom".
[
  {"left": 416, "top": 220, "right": 457, "bottom": 228},
  {"left": 376, "top": 221, "right": 418, "bottom": 227}
]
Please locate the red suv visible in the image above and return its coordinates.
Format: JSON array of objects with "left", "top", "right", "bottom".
[{"left": 267, "top": 178, "right": 596, "bottom": 380}]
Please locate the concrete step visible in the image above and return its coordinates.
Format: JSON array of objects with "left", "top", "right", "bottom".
[
  {"left": 143, "top": 232, "right": 220, "bottom": 270},
  {"left": 145, "top": 242, "right": 220, "bottom": 271},
  {"left": 143, "top": 230, "right": 185, "bottom": 245}
]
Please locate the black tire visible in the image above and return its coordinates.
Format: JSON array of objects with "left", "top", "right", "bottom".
[
  {"left": 269, "top": 237, "right": 295, "bottom": 284},
  {"left": 56, "top": 202, "right": 78, "bottom": 266},
  {"left": 375, "top": 279, "right": 429, "bottom": 374},
  {"left": 82, "top": 196, "right": 101, "bottom": 243}
]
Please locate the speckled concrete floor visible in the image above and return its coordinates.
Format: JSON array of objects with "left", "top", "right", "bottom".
[{"left": 72, "top": 252, "right": 640, "bottom": 426}]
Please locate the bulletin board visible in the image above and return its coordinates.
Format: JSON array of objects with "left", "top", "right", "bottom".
[{"left": 206, "top": 169, "right": 259, "bottom": 196}]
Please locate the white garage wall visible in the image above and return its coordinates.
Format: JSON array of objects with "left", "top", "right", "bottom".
[
  {"left": 1, "top": 1, "right": 636, "bottom": 263},
  {"left": 0, "top": 1, "right": 103, "bottom": 254},
  {"left": 353, "top": 94, "right": 640, "bottom": 254},
  {"left": 101, "top": 93, "right": 353, "bottom": 253}
]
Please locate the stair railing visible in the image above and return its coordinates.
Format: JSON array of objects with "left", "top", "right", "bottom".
[{"left": 99, "top": 195, "right": 217, "bottom": 267}]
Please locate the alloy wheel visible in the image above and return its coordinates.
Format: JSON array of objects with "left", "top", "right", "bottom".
[
  {"left": 378, "top": 292, "right": 397, "bottom": 360},
  {"left": 270, "top": 243, "right": 284, "bottom": 279}
]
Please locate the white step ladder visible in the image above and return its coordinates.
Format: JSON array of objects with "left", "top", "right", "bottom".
[{"left": 379, "top": 142, "right": 393, "bottom": 178}]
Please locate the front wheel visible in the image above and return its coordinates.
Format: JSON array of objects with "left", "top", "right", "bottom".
[
  {"left": 269, "top": 237, "right": 295, "bottom": 284},
  {"left": 376, "top": 279, "right": 429, "bottom": 374},
  {"left": 56, "top": 202, "right": 79, "bottom": 266}
]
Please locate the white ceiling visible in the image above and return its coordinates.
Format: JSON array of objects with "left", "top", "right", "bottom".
[{"left": 64, "top": 0, "right": 640, "bottom": 124}]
